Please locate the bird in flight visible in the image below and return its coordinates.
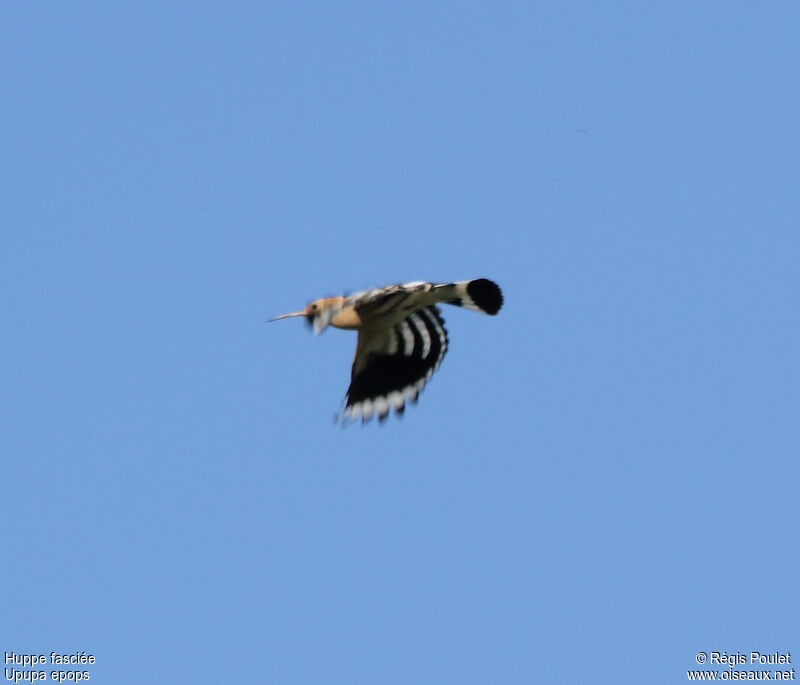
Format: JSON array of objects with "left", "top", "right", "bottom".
[{"left": 271, "top": 278, "right": 503, "bottom": 423}]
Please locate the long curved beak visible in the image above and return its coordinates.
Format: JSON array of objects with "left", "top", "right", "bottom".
[{"left": 269, "top": 309, "right": 306, "bottom": 322}]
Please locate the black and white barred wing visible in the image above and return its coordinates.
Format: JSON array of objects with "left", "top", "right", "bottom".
[
  {"left": 342, "top": 306, "right": 448, "bottom": 422},
  {"left": 347, "top": 278, "right": 503, "bottom": 319},
  {"left": 344, "top": 281, "right": 430, "bottom": 321}
]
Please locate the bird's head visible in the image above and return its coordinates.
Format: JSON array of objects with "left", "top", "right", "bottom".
[{"left": 269, "top": 297, "right": 343, "bottom": 325}]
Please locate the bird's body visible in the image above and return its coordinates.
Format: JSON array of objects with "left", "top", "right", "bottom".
[{"left": 271, "top": 278, "right": 503, "bottom": 423}]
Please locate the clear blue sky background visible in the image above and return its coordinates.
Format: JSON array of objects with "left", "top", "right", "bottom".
[{"left": 3, "top": 2, "right": 798, "bottom": 683}]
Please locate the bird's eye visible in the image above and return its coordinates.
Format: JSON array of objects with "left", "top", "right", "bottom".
[{"left": 310, "top": 304, "right": 318, "bottom": 311}]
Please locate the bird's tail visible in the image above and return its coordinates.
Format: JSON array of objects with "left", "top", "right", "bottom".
[{"left": 434, "top": 278, "right": 503, "bottom": 315}]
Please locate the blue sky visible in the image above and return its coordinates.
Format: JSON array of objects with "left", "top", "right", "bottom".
[{"left": 3, "top": 2, "right": 798, "bottom": 683}]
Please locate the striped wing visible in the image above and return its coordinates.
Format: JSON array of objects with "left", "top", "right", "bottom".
[
  {"left": 342, "top": 305, "right": 448, "bottom": 422},
  {"left": 347, "top": 278, "right": 503, "bottom": 321}
]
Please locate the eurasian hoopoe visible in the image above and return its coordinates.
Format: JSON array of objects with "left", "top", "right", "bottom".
[{"left": 271, "top": 278, "right": 503, "bottom": 423}]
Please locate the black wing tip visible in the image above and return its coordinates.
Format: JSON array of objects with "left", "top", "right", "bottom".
[
  {"left": 341, "top": 394, "right": 410, "bottom": 425},
  {"left": 467, "top": 278, "right": 503, "bottom": 315}
]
